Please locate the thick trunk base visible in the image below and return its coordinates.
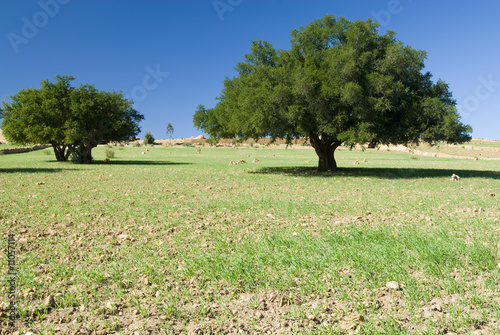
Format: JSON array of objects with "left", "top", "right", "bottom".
[
  {"left": 317, "top": 151, "right": 338, "bottom": 172},
  {"left": 53, "top": 145, "right": 70, "bottom": 161},
  {"left": 310, "top": 134, "right": 341, "bottom": 172},
  {"left": 69, "top": 144, "right": 94, "bottom": 164}
]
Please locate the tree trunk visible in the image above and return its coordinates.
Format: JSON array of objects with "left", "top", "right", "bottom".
[
  {"left": 310, "top": 134, "right": 341, "bottom": 172},
  {"left": 52, "top": 145, "right": 70, "bottom": 161},
  {"left": 69, "top": 143, "right": 94, "bottom": 164}
]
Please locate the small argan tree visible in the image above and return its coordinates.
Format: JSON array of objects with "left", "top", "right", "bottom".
[{"left": 1, "top": 75, "right": 144, "bottom": 164}]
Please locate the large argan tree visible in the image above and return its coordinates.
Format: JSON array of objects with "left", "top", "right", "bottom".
[
  {"left": 193, "top": 15, "right": 472, "bottom": 171},
  {"left": 1, "top": 75, "right": 144, "bottom": 163}
]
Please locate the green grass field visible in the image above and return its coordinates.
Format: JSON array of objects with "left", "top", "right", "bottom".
[
  {"left": 1, "top": 145, "right": 499, "bottom": 334},
  {"left": 0, "top": 144, "right": 39, "bottom": 150}
]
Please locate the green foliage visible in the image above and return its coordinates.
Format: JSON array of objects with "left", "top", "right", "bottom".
[
  {"left": 105, "top": 149, "right": 115, "bottom": 158},
  {"left": 205, "top": 137, "right": 219, "bottom": 147},
  {"left": 248, "top": 139, "right": 254, "bottom": 147},
  {"left": 166, "top": 123, "right": 174, "bottom": 140},
  {"left": 193, "top": 14, "right": 472, "bottom": 171},
  {"left": 1, "top": 75, "right": 144, "bottom": 164},
  {"left": 182, "top": 142, "right": 194, "bottom": 147},
  {"left": 143, "top": 131, "right": 155, "bottom": 145}
]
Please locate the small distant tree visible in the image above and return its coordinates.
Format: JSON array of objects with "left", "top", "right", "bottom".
[
  {"left": 143, "top": 131, "right": 155, "bottom": 145},
  {"left": 166, "top": 123, "right": 174, "bottom": 144}
]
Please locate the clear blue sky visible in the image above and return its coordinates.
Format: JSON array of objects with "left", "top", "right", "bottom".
[{"left": 1, "top": 0, "right": 499, "bottom": 140}]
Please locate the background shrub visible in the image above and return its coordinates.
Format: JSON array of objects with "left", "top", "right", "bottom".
[
  {"left": 105, "top": 149, "right": 115, "bottom": 158},
  {"left": 206, "top": 137, "right": 219, "bottom": 147},
  {"left": 143, "top": 131, "right": 155, "bottom": 145}
]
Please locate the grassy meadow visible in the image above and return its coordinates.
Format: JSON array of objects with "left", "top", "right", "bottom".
[{"left": 0, "top": 143, "right": 499, "bottom": 334}]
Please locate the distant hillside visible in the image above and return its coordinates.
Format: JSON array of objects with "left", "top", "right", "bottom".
[{"left": 0, "top": 129, "right": 7, "bottom": 144}]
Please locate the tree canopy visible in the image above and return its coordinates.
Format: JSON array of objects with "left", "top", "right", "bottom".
[
  {"left": 193, "top": 14, "right": 472, "bottom": 171},
  {"left": 1, "top": 75, "right": 144, "bottom": 163}
]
